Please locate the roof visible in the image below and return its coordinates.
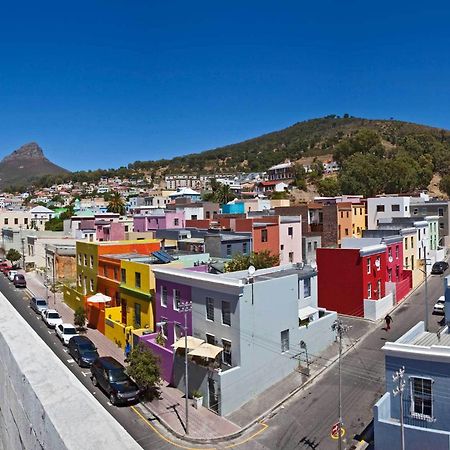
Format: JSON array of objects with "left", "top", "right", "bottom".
[
  {"left": 170, "top": 188, "right": 201, "bottom": 197},
  {"left": 268, "top": 161, "right": 292, "bottom": 171},
  {"left": 30, "top": 206, "right": 54, "bottom": 214}
]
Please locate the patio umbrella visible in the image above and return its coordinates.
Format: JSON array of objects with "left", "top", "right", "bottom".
[
  {"left": 188, "top": 343, "right": 223, "bottom": 359},
  {"left": 87, "top": 293, "right": 112, "bottom": 303},
  {"left": 172, "top": 336, "right": 204, "bottom": 350}
]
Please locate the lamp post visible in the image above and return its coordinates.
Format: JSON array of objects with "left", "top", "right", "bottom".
[{"left": 419, "top": 258, "right": 431, "bottom": 332}]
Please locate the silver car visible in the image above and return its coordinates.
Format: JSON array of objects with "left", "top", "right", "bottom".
[{"left": 30, "top": 297, "right": 48, "bottom": 314}]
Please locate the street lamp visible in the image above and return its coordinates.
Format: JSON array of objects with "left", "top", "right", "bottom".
[
  {"left": 418, "top": 258, "right": 432, "bottom": 332},
  {"left": 156, "top": 299, "right": 193, "bottom": 435}
]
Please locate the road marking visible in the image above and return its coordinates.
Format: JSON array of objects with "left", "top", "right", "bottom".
[
  {"left": 224, "top": 422, "right": 268, "bottom": 448},
  {"left": 48, "top": 331, "right": 52, "bottom": 334},
  {"left": 63, "top": 349, "right": 68, "bottom": 353},
  {"left": 67, "top": 359, "right": 75, "bottom": 363},
  {"left": 131, "top": 405, "right": 217, "bottom": 450},
  {"left": 81, "top": 371, "right": 90, "bottom": 377},
  {"left": 107, "top": 402, "right": 112, "bottom": 406}
]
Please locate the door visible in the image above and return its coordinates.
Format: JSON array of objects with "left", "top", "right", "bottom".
[
  {"left": 121, "top": 299, "right": 127, "bottom": 324},
  {"left": 208, "top": 378, "right": 219, "bottom": 414}
]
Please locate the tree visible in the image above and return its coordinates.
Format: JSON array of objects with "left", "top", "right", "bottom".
[
  {"left": 6, "top": 249, "right": 22, "bottom": 266},
  {"left": 317, "top": 178, "right": 341, "bottom": 197},
  {"left": 107, "top": 192, "right": 126, "bottom": 215},
  {"left": 74, "top": 306, "right": 87, "bottom": 330},
  {"left": 292, "top": 163, "right": 307, "bottom": 190},
  {"left": 439, "top": 175, "right": 450, "bottom": 197},
  {"left": 225, "top": 250, "right": 279, "bottom": 272},
  {"left": 126, "top": 343, "right": 161, "bottom": 400}
]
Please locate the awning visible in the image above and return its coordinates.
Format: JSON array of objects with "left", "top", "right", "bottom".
[
  {"left": 172, "top": 336, "right": 204, "bottom": 350},
  {"left": 87, "top": 293, "right": 112, "bottom": 303},
  {"left": 298, "top": 306, "right": 318, "bottom": 321},
  {"left": 188, "top": 343, "right": 223, "bottom": 359}
]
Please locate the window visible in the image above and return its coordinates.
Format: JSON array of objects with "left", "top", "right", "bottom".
[
  {"left": 84, "top": 254, "right": 88, "bottom": 266},
  {"left": 174, "top": 218, "right": 179, "bottom": 226},
  {"left": 242, "top": 242, "right": 247, "bottom": 254},
  {"left": 89, "top": 279, "right": 94, "bottom": 292},
  {"left": 90, "top": 255, "right": 94, "bottom": 268},
  {"left": 161, "top": 286, "right": 167, "bottom": 307},
  {"left": 134, "top": 303, "right": 141, "bottom": 327},
  {"left": 121, "top": 268, "right": 126, "bottom": 282},
  {"left": 206, "top": 297, "right": 214, "bottom": 321},
  {"left": 377, "top": 279, "right": 381, "bottom": 298},
  {"left": 222, "top": 339, "right": 232, "bottom": 366},
  {"left": 313, "top": 241, "right": 318, "bottom": 250},
  {"left": 304, "top": 278, "right": 311, "bottom": 297},
  {"left": 438, "top": 208, "right": 444, "bottom": 217},
  {"left": 261, "top": 229, "right": 268, "bottom": 243},
  {"left": 206, "top": 333, "right": 215, "bottom": 345},
  {"left": 135, "top": 272, "right": 141, "bottom": 289},
  {"left": 113, "top": 267, "right": 118, "bottom": 280},
  {"left": 410, "top": 377, "right": 433, "bottom": 419},
  {"left": 387, "top": 268, "right": 392, "bottom": 282},
  {"left": 395, "top": 245, "right": 399, "bottom": 259},
  {"left": 413, "top": 208, "right": 418, "bottom": 215},
  {"left": 78, "top": 254, "right": 82, "bottom": 265},
  {"left": 367, "top": 258, "right": 371, "bottom": 274},
  {"left": 222, "top": 301, "right": 231, "bottom": 326},
  {"left": 103, "top": 265, "right": 107, "bottom": 276},
  {"left": 346, "top": 211, "right": 349, "bottom": 218},
  {"left": 24, "top": 218, "right": 28, "bottom": 225},
  {"left": 288, "top": 227, "right": 293, "bottom": 237},
  {"left": 340, "top": 211, "right": 343, "bottom": 219},
  {"left": 78, "top": 274, "right": 82, "bottom": 286},
  {"left": 191, "top": 215, "right": 197, "bottom": 220},
  {"left": 3, "top": 218, "right": 7, "bottom": 225},
  {"left": 14, "top": 218, "right": 18, "bottom": 225},
  {"left": 391, "top": 204, "right": 400, "bottom": 212},
  {"left": 205, "top": 211, "right": 210, "bottom": 219},
  {"left": 307, "top": 242, "right": 312, "bottom": 252},
  {"left": 388, "top": 248, "right": 392, "bottom": 259},
  {"left": 405, "top": 256, "right": 409, "bottom": 268},
  {"left": 173, "top": 289, "right": 181, "bottom": 310},
  {"left": 411, "top": 237, "right": 414, "bottom": 248},
  {"left": 440, "top": 222, "right": 444, "bottom": 229},
  {"left": 411, "top": 255, "right": 415, "bottom": 270},
  {"left": 288, "top": 252, "right": 294, "bottom": 263},
  {"left": 226, "top": 244, "right": 232, "bottom": 256},
  {"left": 396, "top": 266, "right": 399, "bottom": 278},
  {"left": 281, "top": 329, "right": 289, "bottom": 352},
  {"left": 405, "top": 239, "right": 408, "bottom": 250},
  {"left": 367, "top": 283, "right": 372, "bottom": 299},
  {"left": 345, "top": 228, "right": 349, "bottom": 236},
  {"left": 376, "top": 205, "right": 385, "bottom": 212},
  {"left": 419, "top": 248, "right": 421, "bottom": 260},
  {"left": 280, "top": 244, "right": 284, "bottom": 250}
]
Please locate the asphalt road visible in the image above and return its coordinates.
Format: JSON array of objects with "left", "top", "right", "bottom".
[
  {"left": 0, "top": 273, "right": 195, "bottom": 450},
  {"left": 249, "top": 269, "right": 450, "bottom": 450}
]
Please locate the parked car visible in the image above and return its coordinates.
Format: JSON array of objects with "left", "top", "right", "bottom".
[
  {"left": 68, "top": 336, "right": 99, "bottom": 367},
  {"left": 431, "top": 261, "right": 449, "bottom": 275},
  {"left": 91, "top": 357, "right": 141, "bottom": 405},
  {"left": 433, "top": 296, "right": 446, "bottom": 315},
  {"left": 7, "top": 270, "right": 18, "bottom": 282},
  {"left": 13, "top": 274, "right": 26, "bottom": 288},
  {"left": 0, "top": 264, "right": 12, "bottom": 274},
  {"left": 55, "top": 323, "right": 79, "bottom": 345},
  {"left": 30, "top": 297, "right": 48, "bottom": 314},
  {"left": 42, "top": 309, "right": 63, "bottom": 328}
]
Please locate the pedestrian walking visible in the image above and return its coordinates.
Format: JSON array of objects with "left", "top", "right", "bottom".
[
  {"left": 124, "top": 340, "right": 132, "bottom": 361},
  {"left": 384, "top": 314, "right": 393, "bottom": 331}
]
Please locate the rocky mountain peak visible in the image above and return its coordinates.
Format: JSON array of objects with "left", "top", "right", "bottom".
[{"left": 1, "top": 142, "right": 46, "bottom": 163}]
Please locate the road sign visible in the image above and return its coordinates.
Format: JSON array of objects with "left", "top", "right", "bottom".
[{"left": 331, "top": 423, "right": 346, "bottom": 440}]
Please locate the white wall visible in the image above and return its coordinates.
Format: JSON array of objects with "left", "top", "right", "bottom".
[{"left": 367, "top": 197, "right": 410, "bottom": 229}]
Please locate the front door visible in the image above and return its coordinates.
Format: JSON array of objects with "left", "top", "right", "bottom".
[
  {"left": 121, "top": 299, "right": 127, "bottom": 325},
  {"left": 208, "top": 378, "right": 219, "bottom": 414}
]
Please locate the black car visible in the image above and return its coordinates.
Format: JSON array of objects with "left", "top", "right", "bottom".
[
  {"left": 431, "top": 261, "right": 449, "bottom": 275},
  {"left": 68, "top": 335, "right": 99, "bottom": 367},
  {"left": 91, "top": 356, "right": 141, "bottom": 405}
]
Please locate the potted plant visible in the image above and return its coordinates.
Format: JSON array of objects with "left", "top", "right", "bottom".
[
  {"left": 192, "top": 390, "right": 203, "bottom": 409},
  {"left": 155, "top": 332, "right": 165, "bottom": 346}
]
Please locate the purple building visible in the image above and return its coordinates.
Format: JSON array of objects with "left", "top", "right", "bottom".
[{"left": 133, "top": 211, "right": 185, "bottom": 233}]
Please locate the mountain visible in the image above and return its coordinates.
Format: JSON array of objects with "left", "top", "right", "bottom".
[
  {"left": 129, "top": 115, "right": 450, "bottom": 174},
  {"left": 0, "top": 142, "right": 70, "bottom": 189}
]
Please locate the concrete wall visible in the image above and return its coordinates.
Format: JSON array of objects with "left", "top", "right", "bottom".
[
  {"left": 0, "top": 293, "right": 140, "bottom": 450},
  {"left": 363, "top": 292, "right": 394, "bottom": 320}
]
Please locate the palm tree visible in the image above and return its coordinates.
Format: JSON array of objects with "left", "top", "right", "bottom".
[{"left": 107, "top": 192, "right": 126, "bottom": 215}]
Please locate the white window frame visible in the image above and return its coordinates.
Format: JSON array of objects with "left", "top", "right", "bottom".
[
  {"left": 367, "top": 282, "right": 372, "bottom": 299},
  {"left": 222, "top": 339, "right": 232, "bottom": 366},
  {"left": 206, "top": 297, "right": 214, "bottom": 321},
  {"left": 173, "top": 289, "right": 181, "bottom": 311},
  {"left": 161, "top": 286, "right": 168, "bottom": 307},
  {"left": 281, "top": 329, "right": 289, "bottom": 353},
  {"left": 221, "top": 301, "right": 231, "bottom": 326},
  {"left": 367, "top": 258, "right": 371, "bottom": 274},
  {"left": 409, "top": 376, "right": 434, "bottom": 421}
]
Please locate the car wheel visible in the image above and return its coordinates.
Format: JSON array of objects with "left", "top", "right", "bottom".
[
  {"left": 92, "top": 376, "right": 98, "bottom": 387},
  {"left": 109, "top": 393, "right": 117, "bottom": 405}
]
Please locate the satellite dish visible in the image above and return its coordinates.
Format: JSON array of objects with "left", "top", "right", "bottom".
[
  {"left": 388, "top": 256, "right": 393, "bottom": 263},
  {"left": 375, "top": 259, "right": 381, "bottom": 268},
  {"left": 247, "top": 265, "right": 256, "bottom": 277}
]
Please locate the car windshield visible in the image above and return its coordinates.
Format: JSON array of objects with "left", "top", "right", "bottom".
[
  {"left": 65, "top": 328, "right": 77, "bottom": 335},
  {"left": 79, "top": 342, "right": 96, "bottom": 351},
  {"left": 36, "top": 300, "right": 47, "bottom": 306},
  {"left": 48, "top": 312, "right": 60, "bottom": 319},
  {"left": 109, "top": 368, "right": 128, "bottom": 382},
  {"left": 15, "top": 275, "right": 24, "bottom": 280}
]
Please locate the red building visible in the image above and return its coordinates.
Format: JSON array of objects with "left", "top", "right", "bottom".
[
  {"left": 234, "top": 217, "right": 280, "bottom": 257},
  {"left": 317, "top": 243, "right": 392, "bottom": 320}
]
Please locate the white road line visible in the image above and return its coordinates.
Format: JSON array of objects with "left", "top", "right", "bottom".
[
  {"left": 48, "top": 331, "right": 52, "bottom": 334},
  {"left": 82, "top": 372, "right": 90, "bottom": 377},
  {"left": 107, "top": 402, "right": 112, "bottom": 406},
  {"left": 67, "top": 359, "right": 75, "bottom": 363},
  {"left": 63, "top": 349, "right": 68, "bottom": 353}
]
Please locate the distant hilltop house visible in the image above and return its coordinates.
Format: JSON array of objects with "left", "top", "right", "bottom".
[{"left": 267, "top": 161, "right": 294, "bottom": 181}]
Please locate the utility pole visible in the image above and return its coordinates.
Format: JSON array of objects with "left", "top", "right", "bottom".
[
  {"left": 332, "top": 319, "right": 350, "bottom": 450},
  {"left": 393, "top": 366, "right": 406, "bottom": 450},
  {"left": 423, "top": 257, "right": 431, "bottom": 331},
  {"left": 179, "top": 300, "right": 192, "bottom": 435},
  {"left": 21, "top": 237, "right": 25, "bottom": 270},
  {"left": 44, "top": 244, "right": 49, "bottom": 301}
]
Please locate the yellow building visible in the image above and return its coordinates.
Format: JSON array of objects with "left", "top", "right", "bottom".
[
  {"left": 402, "top": 228, "right": 422, "bottom": 288},
  {"left": 351, "top": 203, "right": 366, "bottom": 238},
  {"left": 337, "top": 202, "right": 365, "bottom": 245}
]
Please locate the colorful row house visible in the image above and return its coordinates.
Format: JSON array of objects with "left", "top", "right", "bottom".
[{"left": 139, "top": 264, "right": 337, "bottom": 416}]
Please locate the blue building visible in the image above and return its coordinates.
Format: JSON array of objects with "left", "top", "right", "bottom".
[
  {"left": 204, "top": 232, "right": 252, "bottom": 258},
  {"left": 221, "top": 202, "right": 245, "bottom": 214},
  {"left": 373, "top": 275, "right": 450, "bottom": 450}
]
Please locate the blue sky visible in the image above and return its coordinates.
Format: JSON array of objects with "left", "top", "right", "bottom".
[{"left": 1, "top": 1, "right": 449, "bottom": 171}]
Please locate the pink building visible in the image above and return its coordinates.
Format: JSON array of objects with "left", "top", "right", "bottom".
[
  {"left": 133, "top": 211, "right": 185, "bottom": 232},
  {"left": 279, "top": 216, "right": 302, "bottom": 264},
  {"left": 96, "top": 221, "right": 125, "bottom": 241}
]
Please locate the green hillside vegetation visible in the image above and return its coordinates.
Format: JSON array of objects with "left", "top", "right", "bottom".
[{"left": 28, "top": 116, "right": 450, "bottom": 196}]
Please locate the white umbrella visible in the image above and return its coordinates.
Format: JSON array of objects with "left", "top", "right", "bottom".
[
  {"left": 172, "top": 336, "right": 204, "bottom": 350},
  {"left": 188, "top": 343, "right": 223, "bottom": 359},
  {"left": 87, "top": 293, "right": 112, "bottom": 303}
]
